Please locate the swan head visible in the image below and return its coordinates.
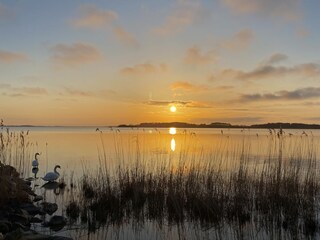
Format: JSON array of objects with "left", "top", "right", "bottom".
[
  {"left": 54, "top": 165, "right": 61, "bottom": 170},
  {"left": 35, "top": 152, "right": 40, "bottom": 160}
]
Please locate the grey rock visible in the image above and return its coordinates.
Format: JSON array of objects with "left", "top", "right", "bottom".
[
  {"left": 41, "top": 203, "right": 58, "bottom": 215},
  {"left": 47, "top": 216, "right": 67, "bottom": 231},
  {"left": 20, "top": 203, "right": 42, "bottom": 215},
  {"left": 33, "top": 196, "right": 43, "bottom": 202}
]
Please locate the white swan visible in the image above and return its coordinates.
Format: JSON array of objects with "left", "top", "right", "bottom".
[
  {"left": 42, "top": 165, "right": 61, "bottom": 182},
  {"left": 32, "top": 153, "right": 40, "bottom": 167}
]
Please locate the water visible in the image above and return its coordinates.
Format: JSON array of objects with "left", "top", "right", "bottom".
[
  {"left": 3, "top": 126, "right": 320, "bottom": 239},
  {"left": 9, "top": 126, "right": 320, "bottom": 177}
]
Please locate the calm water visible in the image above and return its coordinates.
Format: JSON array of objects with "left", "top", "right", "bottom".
[
  {"left": 4, "top": 126, "right": 320, "bottom": 179},
  {"left": 3, "top": 126, "right": 320, "bottom": 239}
]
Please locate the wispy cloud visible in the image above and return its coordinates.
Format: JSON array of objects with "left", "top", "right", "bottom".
[
  {"left": 210, "top": 54, "right": 320, "bottom": 81},
  {"left": 71, "top": 4, "right": 117, "bottom": 29},
  {"left": 152, "top": 2, "right": 207, "bottom": 36},
  {"left": 120, "top": 63, "right": 168, "bottom": 76},
  {"left": 0, "top": 84, "right": 48, "bottom": 97},
  {"left": 61, "top": 87, "right": 116, "bottom": 98},
  {"left": 240, "top": 87, "right": 320, "bottom": 102},
  {"left": 0, "top": 50, "right": 27, "bottom": 63},
  {"left": 112, "top": 26, "right": 139, "bottom": 48},
  {"left": 50, "top": 43, "right": 103, "bottom": 67},
  {"left": 63, "top": 88, "right": 94, "bottom": 97},
  {"left": 221, "top": 0, "right": 302, "bottom": 21},
  {"left": 184, "top": 46, "right": 216, "bottom": 65},
  {"left": 145, "top": 100, "right": 213, "bottom": 108},
  {"left": 221, "top": 28, "right": 254, "bottom": 51},
  {"left": 170, "top": 81, "right": 210, "bottom": 92},
  {"left": 260, "top": 53, "right": 288, "bottom": 66}
]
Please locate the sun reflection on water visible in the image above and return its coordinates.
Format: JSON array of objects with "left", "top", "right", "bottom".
[{"left": 171, "top": 138, "right": 176, "bottom": 152}]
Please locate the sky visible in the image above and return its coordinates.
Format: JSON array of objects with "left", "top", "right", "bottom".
[{"left": 1, "top": 0, "right": 320, "bottom": 126}]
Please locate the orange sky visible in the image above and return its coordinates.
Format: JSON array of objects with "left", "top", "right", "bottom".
[{"left": 1, "top": 0, "right": 320, "bottom": 126}]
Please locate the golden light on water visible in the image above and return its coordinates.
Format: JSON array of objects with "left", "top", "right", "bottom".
[
  {"left": 169, "top": 127, "right": 176, "bottom": 135},
  {"left": 171, "top": 138, "right": 176, "bottom": 152},
  {"left": 170, "top": 105, "right": 177, "bottom": 112}
]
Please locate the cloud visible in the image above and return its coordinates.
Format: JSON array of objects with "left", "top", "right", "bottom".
[
  {"left": 210, "top": 60, "right": 320, "bottom": 82},
  {"left": 0, "top": 50, "right": 27, "bottom": 63},
  {"left": 184, "top": 46, "right": 216, "bottom": 65},
  {"left": 152, "top": 2, "right": 207, "bottom": 36},
  {"left": 240, "top": 87, "right": 320, "bottom": 102},
  {"left": 145, "top": 100, "right": 213, "bottom": 108},
  {"left": 63, "top": 88, "right": 94, "bottom": 97},
  {"left": 71, "top": 4, "right": 117, "bottom": 29},
  {"left": 170, "top": 81, "right": 210, "bottom": 92},
  {"left": 50, "top": 43, "right": 103, "bottom": 67},
  {"left": 120, "top": 63, "right": 168, "bottom": 76},
  {"left": 260, "top": 53, "right": 288, "bottom": 66},
  {"left": 221, "top": 28, "right": 254, "bottom": 51},
  {"left": 221, "top": 0, "right": 302, "bottom": 21},
  {"left": 0, "top": 84, "right": 48, "bottom": 97},
  {"left": 61, "top": 87, "right": 116, "bottom": 98},
  {"left": 112, "top": 26, "right": 139, "bottom": 48},
  {"left": 242, "top": 63, "right": 320, "bottom": 80}
]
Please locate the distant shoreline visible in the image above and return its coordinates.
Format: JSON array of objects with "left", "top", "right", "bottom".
[
  {"left": 118, "top": 122, "right": 320, "bottom": 130},
  {"left": 4, "top": 122, "right": 320, "bottom": 130}
]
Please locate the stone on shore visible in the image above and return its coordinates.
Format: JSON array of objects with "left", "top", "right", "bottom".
[{"left": 41, "top": 203, "right": 58, "bottom": 216}]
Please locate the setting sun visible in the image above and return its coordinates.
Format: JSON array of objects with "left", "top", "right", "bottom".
[{"left": 170, "top": 105, "right": 177, "bottom": 113}]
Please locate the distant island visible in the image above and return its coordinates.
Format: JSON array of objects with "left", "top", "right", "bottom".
[{"left": 118, "top": 122, "right": 320, "bottom": 130}]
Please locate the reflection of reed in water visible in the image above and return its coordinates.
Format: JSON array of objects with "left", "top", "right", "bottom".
[{"left": 68, "top": 132, "right": 320, "bottom": 240}]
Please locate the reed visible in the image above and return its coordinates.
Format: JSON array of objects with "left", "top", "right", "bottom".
[{"left": 70, "top": 131, "right": 320, "bottom": 239}]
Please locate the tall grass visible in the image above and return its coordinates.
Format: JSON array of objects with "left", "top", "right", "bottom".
[
  {"left": 0, "top": 121, "right": 32, "bottom": 177},
  {"left": 69, "top": 131, "right": 320, "bottom": 239}
]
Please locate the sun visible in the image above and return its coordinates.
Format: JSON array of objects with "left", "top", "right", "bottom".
[{"left": 170, "top": 105, "right": 177, "bottom": 112}]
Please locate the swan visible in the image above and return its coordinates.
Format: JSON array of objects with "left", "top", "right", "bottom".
[
  {"left": 42, "top": 165, "right": 61, "bottom": 182},
  {"left": 32, "top": 153, "right": 40, "bottom": 168}
]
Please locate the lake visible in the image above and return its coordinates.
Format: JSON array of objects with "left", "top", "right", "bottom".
[{"left": 2, "top": 126, "right": 320, "bottom": 239}]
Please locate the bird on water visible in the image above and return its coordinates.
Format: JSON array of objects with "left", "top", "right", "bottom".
[
  {"left": 42, "top": 165, "right": 61, "bottom": 182},
  {"left": 32, "top": 153, "right": 40, "bottom": 168}
]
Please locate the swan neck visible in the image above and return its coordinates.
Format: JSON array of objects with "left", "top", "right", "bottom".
[{"left": 54, "top": 166, "right": 60, "bottom": 175}]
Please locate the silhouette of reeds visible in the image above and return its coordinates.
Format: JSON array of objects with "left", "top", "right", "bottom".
[{"left": 72, "top": 131, "right": 320, "bottom": 239}]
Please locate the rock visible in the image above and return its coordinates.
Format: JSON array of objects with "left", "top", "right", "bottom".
[
  {"left": 8, "top": 211, "right": 29, "bottom": 226},
  {"left": 33, "top": 196, "right": 43, "bottom": 203},
  {"left": 24, "top": 181, "right": 32, "bottom": 186},
  {"left": 0, "top": 221, "right": 11, "bottom": 234},
  {"left": 47, "top": 215, "right": 67, "bottom": 229},
  {"left": 3, "top": 227, "right": 23, "bottom": 240},
  {"left": 41, "top": 203, "right": 58, "bottom": 215},
  {"left": 30, "top": 217, "right": 42, "bottom": 223},
  {"left": 20, "top": 203, "right": 42, "bottom": 216},
  {"left": 25, "top": 177, "right": 34, "bottom": 182},
  {"left": 12, "top": 222, "right": 30, "bottom": 231}
]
